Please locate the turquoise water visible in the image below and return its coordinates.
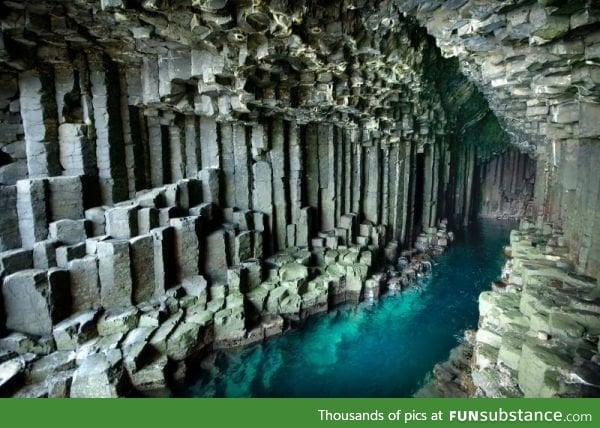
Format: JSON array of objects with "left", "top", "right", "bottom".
[{"left": 181, "top": 220, "right": 513, "bottom": 397}]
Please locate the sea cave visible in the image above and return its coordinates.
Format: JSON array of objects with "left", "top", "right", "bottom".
[{"left": 0, "top": 0, "right": 599, "bottom": 398}]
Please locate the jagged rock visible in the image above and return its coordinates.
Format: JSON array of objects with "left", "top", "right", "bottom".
[
  {"left": 46, "top": 369, "right": 74, "bottom": 398},
  {"left": 2, "top": 269, "right": 70, "bottom": 336},
  {"left": 214, "top": 307, "right": 245, "bottom": 342},
  {"left": 70, "top": 349, "right": 128, "bottom": 398},
  {"left": 148, "top": 311, "right": 183, "bottom": 353},
  {"left": 97, "top": 307, "right": 139, "bottom": 337},
  {"left": 0, "top": 356, "right": 25, "bottom": 397},
  {"left": 166, "top": 321, "right": 204, "bottom": 361},
  {"left": 121, "top": 327, "right": 155, "bottom": 373},
  {"left": 53, "top": 310, "right": 99, "bottom": 351},
  {"left": 97, "top": 240, "right": 133, "bottom": 307},
  {"left": 48, "top": 219, "right": 88, "bottom": 245},
  {"left": 28, "top": 350, "right": 77, "bottom": 383},
  {"left": 0, "top": 248, "right": 33, "bottom": 278}
]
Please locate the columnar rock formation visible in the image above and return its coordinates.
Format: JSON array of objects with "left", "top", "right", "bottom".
[
  {"left": 397, "top": 0, "right": 600, "bottom": 278},
  {"left": 477, "top": 149, "right": 536, "bottom": 220},
  {"left": 0, "top": 0, "right": 598, "bottom": 398}
]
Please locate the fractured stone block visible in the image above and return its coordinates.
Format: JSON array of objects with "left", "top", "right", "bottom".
[
  {"left": 105, "top": 203, "right": 139, "bottom": 239},
  {"left": 150, "top": 226, "right": 175, "bottom": 298},
  {"left": 32, "top": 240, "right": 57, "bottom": 269},
  {"left": 234, "top": 231, "right": 253, "bottom": 265},
  {"left": 48, "top": 219, "right": 88, "bottom": 245},
  {"left": 2, "top": 268, "right": 70, "bottom": 336},
  {"left": 55, "top": 242, "right": 86, "bottom": 268},
  {"left": 0, "top": 248, "right": 33, "bottom": 279},
  {"left": 16, "top": 179, "right": 49, "bottom": 249},
  {"left": 47, "top": 176, "right": 85, "bottom": 221},
  {"left": 68, "top": 255, "right": 100, "bottom": 312},
  {"left": 53, "top": 310, "right": 98, "bottom": 351},
  {"left": 97, "top": 240, "right": 132, "bottom": 308},
  {"left": 0, "top": 185, "right": 21, "bottom": 251},
  {"left": 129, "top": 234, "right": 156, "bottom": 304},
  {"left": 170, "top": 216, "right": 201, "bottom": 282},
  {"left": 203, "top": 229, "right": 228, "bottom": 284}
]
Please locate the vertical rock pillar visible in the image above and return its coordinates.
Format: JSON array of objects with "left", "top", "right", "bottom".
[
  {"left": 18, "top": 68, "right": 61, "bottom": 178},
  {"left": 89, "top": 52, "right": 128, "bottom": 204}
]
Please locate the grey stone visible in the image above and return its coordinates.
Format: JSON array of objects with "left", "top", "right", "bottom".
[
  {"left": 121, "top": 327, "right": 155, "bottom": 373},
  {"left": 47, "top": 176, "right": 85, "bottom": 221},
  {"left": 85, "top": 207, "right": 107, "bottom": 236},
  {"left": 105, "top": 204, "right": 139, "bottom": 239},
  {"left": 0, "top": 357, "right": 25, "bottom": 397},
  {"left": 68, "top": 255, "right": 101, "bottom": 311},
  {"left": 53, "top": 310, "right": 98, "bottom": 351},
  {"left": 97, "top": 240, "right": 132, "bottom": 308},
  {"left": 181, "top": 275, "right": 208, "bottom": 302},
  {"left": 0, "top": 185, "right": 21, "bottom": 251},
  {"left": 29, "top": 350, "right": 76, "bottom": 382},
  {"left": 170, "top": 216, "right": 201, "bottom": 282},
  {"left": 198, "top": 168, "right": 221, "bottom": 205},
  {"left": 46, "top": 369, "right": 74, "bottom": 398},
  {"left": 55, "top": 242, "right": 86, "bottom": 268},
  {"left": 16, "top": 179, "right": 48, "bottom": 249},
  {"left": 149, "top": 311, "right": 182, "bottom": 353},
  {"left": 70, "top": 349, "right": 127, "bottom": 398},
  {"left": 97, "top": 306, "right": 139, "bottom": 336},
  {"left": 214, "top": 307, "right": 245, "bottom": 341},
  {"left": 150, "top": 226, "right": 175, "bottom": 298},
  {"left": 166, "top": 321, "right": 204, "bottom": 360},
  {"left": 2, "top": 269, "right": 70, "bottom": 336},
  {"left": 234, "top": 231, "right": 253, "bottom": 265},
  {"left": 32, "top": 240, "right": 57, "bottom": 269},
  {"left": 49, "top": 219, "right": 88, "bottom": 245},
  {"left": 204, "top": 229, "right": 228, "bottom": 284},
  {"left": 129, "top": 234, "right": 156, "bottom": 304},
  {"left": 0, "top": 248, "right": 33, "bottom": 278},
  {"left": 137, "top": 207, "right": 159, "bottom": 234}
]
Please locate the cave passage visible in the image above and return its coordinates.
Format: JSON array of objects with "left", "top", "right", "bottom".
[
  {"left": 179, "top": 220, "right": 513, "bottom": 398},
  {"left": 1, "top": 0, "right": 598, "bottom": 399}
]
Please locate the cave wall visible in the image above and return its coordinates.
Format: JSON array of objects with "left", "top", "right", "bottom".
[
  {"left": 0, "top": 2, "right": 507, "bottom": 397},
  {"left": 397, "top": 0, "right": 600, "bottom": 277},
  {"left": 0, "top": 0, "right": 509, "bottom": 353},
  {"left": 533, "top": 138, "right": 600, "bottom": 276},
  {"left": 477, "top": 148, "right": 536, "bottom": 220}
]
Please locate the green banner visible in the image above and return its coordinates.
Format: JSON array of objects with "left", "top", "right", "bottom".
[{"left": 0, "top": 398, "right": 596, "bottom": 428}]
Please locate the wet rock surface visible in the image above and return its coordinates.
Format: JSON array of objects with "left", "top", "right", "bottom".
[
  {"left": 425, "top": 219, "right": 600, "bottom": 398},
  {"left": 0, "top": 211, "right": 451, "bottom": 397}
]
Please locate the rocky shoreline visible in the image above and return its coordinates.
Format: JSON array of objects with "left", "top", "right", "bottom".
[
  {"left": 0, "top": 213, "right": 453, "bottom": 398},
  {"left": 418, "top": 219, "right": 600, "bottom": 398}
]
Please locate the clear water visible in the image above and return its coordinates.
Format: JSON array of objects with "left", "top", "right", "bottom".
[{"left": 180, "top": 220, "right": 514, "bottom": 397}]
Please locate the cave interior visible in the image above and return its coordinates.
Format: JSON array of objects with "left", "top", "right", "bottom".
[{"left": 0, "top": 0, "right": 599, "bottom": 398}]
